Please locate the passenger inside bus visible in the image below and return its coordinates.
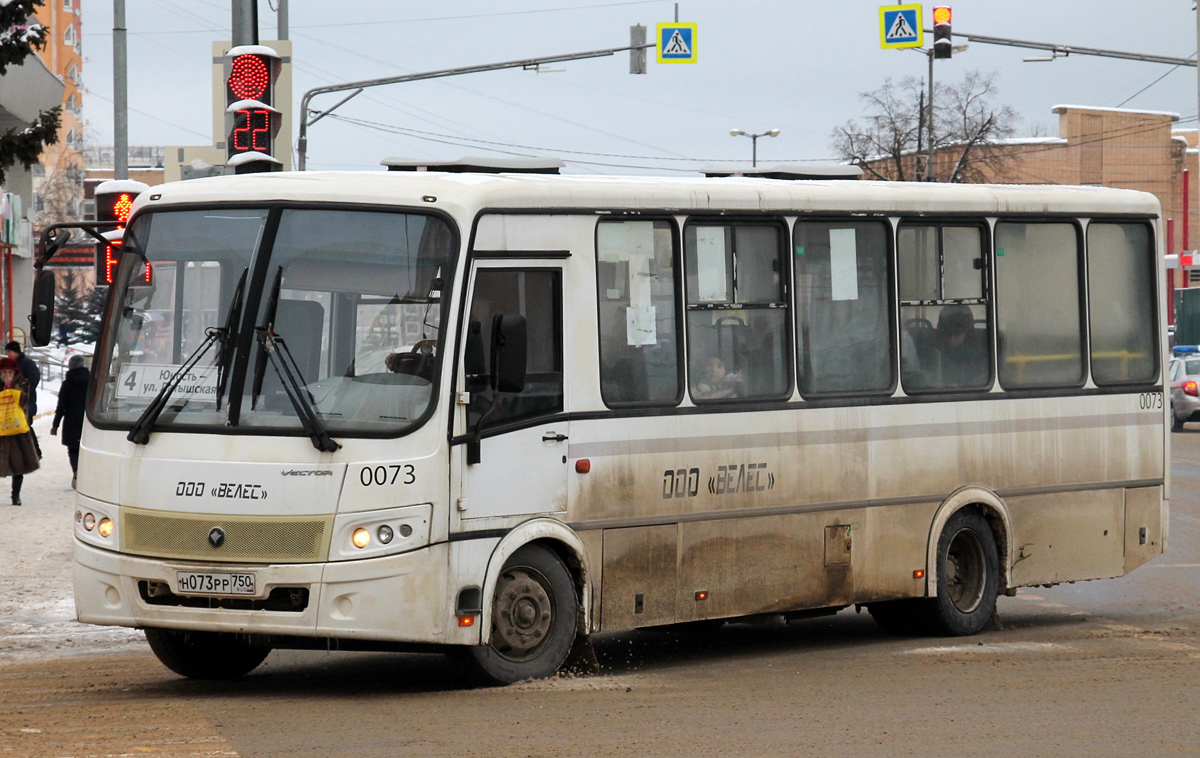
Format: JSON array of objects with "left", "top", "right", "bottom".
[
  {"left": 937, "top": 304, "right": 988, "bottom": 388},
  {"left": 692, "top": 356, "right": 743, "bottom": 399}
]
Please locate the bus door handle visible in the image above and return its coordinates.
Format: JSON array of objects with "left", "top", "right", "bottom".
[{"left": 542, "top": 432, "right": 568, "bottom": 442}]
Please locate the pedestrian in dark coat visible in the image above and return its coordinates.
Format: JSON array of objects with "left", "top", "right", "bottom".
[
  {"left": 5, "top": 341, "right": 42, "bottom": 460},
  {"left": 51, "top": 354, "right": 89, "bottom": 488},
  {"left": 0, "top": 357, "right": 40, "bottom": 505}
]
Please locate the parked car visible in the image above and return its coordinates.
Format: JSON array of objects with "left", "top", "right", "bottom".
[{"left": 1169, "top": 352, "right": 1200, "bottom": 431}]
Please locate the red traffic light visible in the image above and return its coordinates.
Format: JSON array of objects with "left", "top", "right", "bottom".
[
  {"left": 933, "top": 6, "right": 951, "bottom": 25},
  {"left": 112, "top": 193, "right": 134, "bottom": 223},
  {"left": 228, "top": 54, "right": 270, "bottom": 101}
]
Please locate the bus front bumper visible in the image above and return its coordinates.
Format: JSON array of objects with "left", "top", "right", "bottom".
[{"left": 73, "top": 539, "right": 461, "bottom": 645}]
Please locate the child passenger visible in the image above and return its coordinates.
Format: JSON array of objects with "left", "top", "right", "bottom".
[{"left": 693, "top": 356, "right": 743, "bottom": 399}]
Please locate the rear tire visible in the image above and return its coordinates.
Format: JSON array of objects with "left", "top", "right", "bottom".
[
  {"left": 1172, "top": 406, "right": 1184, "bottom": 432},
  {"left": 465, "top": 544, "right": 579, "bottom": 685},
  {"left": 925, "top": 509, "right": 999, "bottom": 636},
  {"left": 144, "top": 628, "right": 270, "bottom": 679}
]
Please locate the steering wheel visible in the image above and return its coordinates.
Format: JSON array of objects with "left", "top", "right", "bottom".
[{"left": 410, "top": 339, "right": 437, "bottom": 356}]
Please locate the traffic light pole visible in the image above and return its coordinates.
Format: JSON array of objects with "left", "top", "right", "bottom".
[
  {"left": 296, "top": 41, "right": 653, "bottom": 171},
  {"left": 934, "top": 31, "right": 1196, "bottom": 67}
]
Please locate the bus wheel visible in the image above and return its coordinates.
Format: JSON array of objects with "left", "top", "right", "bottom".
[
  {"left": 927, "top": 509, "right": 999, "bottom": 636},
  {"left": 467, "top": 544, "right": 579, "bottom": 685},
  {"left": 144, "top": 628, "right": 270, "bottom": 679}
]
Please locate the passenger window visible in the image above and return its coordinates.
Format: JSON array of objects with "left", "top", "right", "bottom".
[
  {"left": 794, "top": 220, "right": 894, "bottom": 395},
  {"left": 898, "top": 223, "right": 992, "bottom": 392},
  {"left": 466, "top": 269, "right": 563, "bottom": 429},
  {"left": 684, "top": 223, "right": 790, "bottom": 401},
  {"left": 995, "top": 222, "right": 1084, "bottom": 388},
  {"left": 596, "top": 219, "right": 681, "bottom": 406},
  {"left": 1087, "top": 222, "right": 1157, "bottom": 385}
]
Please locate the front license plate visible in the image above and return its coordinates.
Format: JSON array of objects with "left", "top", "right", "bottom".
[{"left": 176, "top": 571, "right": 256, "bottom": 597}]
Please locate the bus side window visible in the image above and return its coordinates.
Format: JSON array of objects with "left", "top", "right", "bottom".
[
  {"left": 684, "top": 222, "right": 791, "bottom": 402},
  {"left": 1087, "top": 222, "right": 1157, "bottom": 385},
  {"left": 794, "top": 219, "right": 894, "bottom": 396},
  {"left": 465, "top": 269, "right": 564, "bottom": 429},
  {"left": 596, "top": 219, "right": 682, "bottom": 406},
  {"left": 898, "top": 223, "right": 992, "bottom": 392}
]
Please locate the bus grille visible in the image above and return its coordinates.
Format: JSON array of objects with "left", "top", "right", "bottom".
[{"left": 121, "top": 507, "right": 333, "bottom": 563}]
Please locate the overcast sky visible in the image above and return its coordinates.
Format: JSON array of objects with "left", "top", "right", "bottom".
[{"left": 77, "top": 0, "right": 1200, "bottom": 175}]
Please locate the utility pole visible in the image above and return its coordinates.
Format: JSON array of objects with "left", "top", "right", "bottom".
[
  {"left": 927, "top": 48, "right": 934, "bottom": 181},
  {"left": 277, "top": 0, "right": 288, "bottom": 40},
  {"left": 112, "top": 0, "right": 127, "bottom": 180},
  {"left": 232, "top": 0, "right": 257, "bottom": 46}
]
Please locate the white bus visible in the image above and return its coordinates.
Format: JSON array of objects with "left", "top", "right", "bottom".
[{"left": 44, "top": 166, "right": 1167, "bottom": 684}]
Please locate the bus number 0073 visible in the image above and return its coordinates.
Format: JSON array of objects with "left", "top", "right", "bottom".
[
  {"left": 1139, "top": 393, "right": 1163, "bottom": 410},
  {"left": 360, "top": 465, "right": 416, "bottom": 487}
]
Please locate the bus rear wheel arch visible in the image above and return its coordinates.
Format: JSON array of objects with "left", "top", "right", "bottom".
[{"left": 870, "top": 506, "right": 1001, "bottom": 637}]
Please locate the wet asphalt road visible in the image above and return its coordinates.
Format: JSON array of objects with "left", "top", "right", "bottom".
[{"left": 1, "top": 430, "right": 1198, "bottom": 757}]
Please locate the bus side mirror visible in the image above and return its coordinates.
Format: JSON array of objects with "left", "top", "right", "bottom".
[
  {"left": 490, "top": 314, "right": 527, "bottom": 393},
  {"left": 29, "top": 270, "right": 56, "bottom": 347}
]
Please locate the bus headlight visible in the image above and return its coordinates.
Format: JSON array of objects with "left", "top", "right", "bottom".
[
  {"left": 330, "top": 504, "right": 432, "bottom": 561},
  {"left": 97, "top": 518, "right": 114, "bottom": 538},
  {"left": 83, "top": 513, "right": 96, "bottom": 531}
]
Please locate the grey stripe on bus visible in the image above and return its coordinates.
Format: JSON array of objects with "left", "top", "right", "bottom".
[{"left": 566, "top": 412, "right": 1156, "bottom": 458}]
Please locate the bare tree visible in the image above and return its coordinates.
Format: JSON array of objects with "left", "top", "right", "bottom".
[
  {"left": 831, "top": 69, "right": 1018, "bottom": 182},
  {"left": 35, "top": 141, "right": 84, "bottom": 228}
]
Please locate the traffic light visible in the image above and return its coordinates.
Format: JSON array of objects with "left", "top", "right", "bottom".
[
  {"left": 933, "top": 6, "right": 952, "bottom": 59},
  {"left": 94, "top": 180, "right": 150, "bottom": 286},
  {"left": 224, "top": 45, "right": 282, "bottom": 173}
]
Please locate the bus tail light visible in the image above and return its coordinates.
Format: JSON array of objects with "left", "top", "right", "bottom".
[
  {"left": 1185, "top": 381, "right": 1198, "bottom": 397},
  {"left": 575, "top": 459, "right": 591, "bottom": 474}
]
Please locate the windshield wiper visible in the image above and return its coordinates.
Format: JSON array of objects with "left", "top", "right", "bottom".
[
  {"left": 127, "top": 269, "right": 247, "bottom": 444},
  {"left": 250, "top": 266, "right": 282, "bottom": 410},
  {"left": 126, "top": 327, "right": 227, "bottom": 445},
  {"left": 214, "top": 267, "right": 248, "bottom": 411},
  {"left": 254, "top": 326, "right": 340, "bottom": 453}
]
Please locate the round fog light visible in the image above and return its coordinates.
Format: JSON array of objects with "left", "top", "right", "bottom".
[
  {"left": 352, "top": 527, "right": 371, "bottom": 549},
  {"left": 97, "top": 518, "right": 113, "bottom": 538},
  {"left": 399, "top": 524, "right": 413, "bottom": 538},
  {"left": 377, "top": 525, "right": 394, "bottom": 544},
  {"left": 83, "top": 513, "right": 96, "bottom": 531}
]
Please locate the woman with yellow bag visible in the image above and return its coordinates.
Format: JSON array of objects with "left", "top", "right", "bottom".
[{"left": 0, "top": 357, "right": 39, "bottom": 505}]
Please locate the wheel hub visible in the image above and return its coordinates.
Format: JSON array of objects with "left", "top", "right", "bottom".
[
  {"left": 491, "top": 568, "right": 554, "bottom": 660},
  {"left": 946, "top": 528, "right": 986, "bottom": 613}
]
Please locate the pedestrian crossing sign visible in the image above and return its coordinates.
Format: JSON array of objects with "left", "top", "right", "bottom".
[
  {"left": 879, "top": 4, "right": 923, "bottom": 49},
  {"left": 657, "top": 23, "right": 697, "bottom": 63}
]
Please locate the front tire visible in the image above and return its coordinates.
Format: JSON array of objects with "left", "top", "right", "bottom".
[
  {"left": 926, "top": 509, "right": 999, "bottom": 636},
  {"left": 144, "top": 628, "right": 270, "bottom": 679},
  {"left": 465, "top": 544, "right": 579, "bottom": 685}
]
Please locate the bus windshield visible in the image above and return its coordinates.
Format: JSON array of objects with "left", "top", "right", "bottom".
[{"left": 91, "top": 207, "right": 457, "bottom": 438}]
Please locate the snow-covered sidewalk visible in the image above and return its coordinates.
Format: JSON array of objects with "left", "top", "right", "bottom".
[{"left": 0, "top": 404, "right": 143, "bottom": 662}]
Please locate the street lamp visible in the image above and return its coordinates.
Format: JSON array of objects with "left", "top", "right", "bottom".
[{"left": 730, "top": 128, "right": 780, "bottom": 168}]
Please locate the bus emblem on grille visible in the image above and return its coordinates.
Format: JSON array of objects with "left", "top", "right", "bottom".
[{"left": 208, "top": 527, "right": 226, "bottom": 548}]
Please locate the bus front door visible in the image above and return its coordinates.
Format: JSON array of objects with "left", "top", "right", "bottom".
[{"left": 459, "top": 264, "right": 567, "bottom": 520}]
